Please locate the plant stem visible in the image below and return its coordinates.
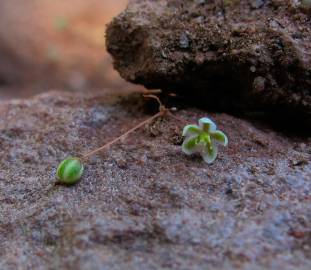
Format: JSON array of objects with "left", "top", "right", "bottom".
[
  {"left": 81, "top": 111, "right": 164, "bottom": 160},
  {"left": 140, "top": 89, "right": 162, "bottom": 95},
  {"left": 80, "top": 88, "right": 189, "bottom": 161},
  {"left": 167, "top": 111, "right": 189, "bottom": 125}
]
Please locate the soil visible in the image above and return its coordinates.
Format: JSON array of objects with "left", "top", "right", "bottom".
[
  {"left": 0, "top": 91, "right": 310, "bottom": 269},
  {"left": 107, "top": 0, "right": 311, "bottom": 113}
]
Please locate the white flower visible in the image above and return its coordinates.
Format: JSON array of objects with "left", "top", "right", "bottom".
[{"left": 182, "top": 117, "right": 228, "bottom": 164}]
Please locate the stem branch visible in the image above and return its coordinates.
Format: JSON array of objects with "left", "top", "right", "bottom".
[
  {"left": 81, "top": 111, "right": 164, "bottom": 160},
  {"left": 80, "top": 89, "right": 188, "bottom": 161}
]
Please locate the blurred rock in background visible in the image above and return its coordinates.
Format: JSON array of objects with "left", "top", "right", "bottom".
[{"left": 0, "top": 0, "right": 130, "bottom": 99}]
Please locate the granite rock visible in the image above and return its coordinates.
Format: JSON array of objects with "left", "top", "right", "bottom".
[{"left": 0, "top": 92, "right": 310, "bottom": 269}]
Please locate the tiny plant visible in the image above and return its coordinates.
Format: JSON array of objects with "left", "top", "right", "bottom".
[
  {"left": 182, "top": 117, "right": 228, "bottom": 164},
  {"left": 56, "top": 91, "right": 228, "bottom": 184},
  {"left": 56, "top": 90, "right": 165, "bottom": 185}
]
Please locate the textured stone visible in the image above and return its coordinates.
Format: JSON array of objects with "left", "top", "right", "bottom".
[
  {"left": 0, "top": 92, "right": 310, "bottom": 269},
  {"left": 106, "top": 0, "right": 311, "bottom": 112}
]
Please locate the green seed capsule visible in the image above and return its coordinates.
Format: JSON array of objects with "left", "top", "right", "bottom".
[{"left": 56, "top": 157, "right": 84, "bottom": 185}]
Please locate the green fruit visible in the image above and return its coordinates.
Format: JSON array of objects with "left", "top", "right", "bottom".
[{"left": 56, "top": 157, "right": 84, "bottom": 185}]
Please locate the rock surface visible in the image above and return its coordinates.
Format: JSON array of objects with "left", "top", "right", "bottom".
[
  {"left": 106, "top": 0, "right": 311, "bottom": 112},
  {"left": 0, "top": 91, "right": 310, "bottom": 269}
]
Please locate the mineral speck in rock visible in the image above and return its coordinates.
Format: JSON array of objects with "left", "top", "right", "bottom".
[
  {"left": 196, "top": 0, "right": 206, "bottom": 5},
  {"left": 179, "top": 33, "right": 190, "bottom": 49},
  {"left": 302, "top": 0, "right": 311, "bottom": 8},
  {"left": 251, "top": 0, "right": 265, "bottom": 9},
  {"left": 250, "top": 66, "right": 256, "bottom": 73},
  {"left": 253, "top": 76, "right": 266, "bottom": 93}
]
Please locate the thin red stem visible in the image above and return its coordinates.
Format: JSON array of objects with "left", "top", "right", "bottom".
[
  {"left": 80, "top": 90, "right": 189, "bottom": 160},
  {"left": 81, "top": 111, "right": 164, "bottom": 160}
]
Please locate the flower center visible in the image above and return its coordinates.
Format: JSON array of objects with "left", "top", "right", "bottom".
[{"left": 197, "top": 133, "right": 213, "bottom": 151}]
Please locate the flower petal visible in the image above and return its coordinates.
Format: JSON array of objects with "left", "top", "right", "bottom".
[
  {"left": 182, "top": 124, "right": 201, "bottom": 137},
  {"left": 201, "top": 144, "right": 218, "bottom": 164},
  {"left": 211, "top": 131, "right": 228, "bottom": 146},
  {"left": 182, "top": 135, "right": 198, "bottom": 155},
  {"left": 199, "top": 117, "right": 217, "bottom": 132}
]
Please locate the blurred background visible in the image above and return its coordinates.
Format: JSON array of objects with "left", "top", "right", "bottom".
[{"left": 0, "top": 0, "right": 131, "bottom": 100}]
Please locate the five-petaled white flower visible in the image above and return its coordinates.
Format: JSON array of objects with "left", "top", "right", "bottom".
[{"left": 182, "top": 117, "right": 228, "bottom": 164}]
